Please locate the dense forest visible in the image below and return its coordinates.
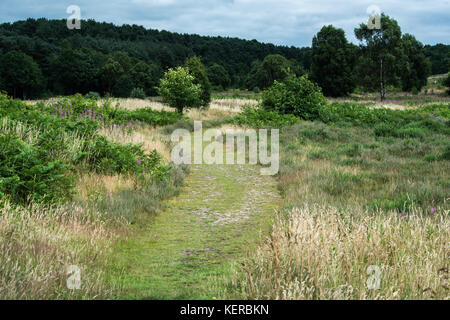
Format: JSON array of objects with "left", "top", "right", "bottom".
[
  {"left": 0, "top": 18, "right": 448, "bottom": 99},
  {"left": 0, "top": 18, "right": 310, "bottom": 98}
]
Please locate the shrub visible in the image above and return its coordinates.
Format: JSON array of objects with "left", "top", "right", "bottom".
[
  {"left": 157, "top": 67, "right": 203, "bottom": 113},
  {"left": 85, "top": 92, "right": 101, "bottom": 100},
  {"left": 262, "top": 75, "right": 327, "bottom": 120},
  {"left": 185, "top": 56, "right": 212, "bottom": 107},
  {"left": 111, "top": 108, "right": 184, "bottom": 127},
  {"left": 229, "top": 105, "right": 300, "bottom": 128},
  {"left": 0, "top": 132, "right": 73, "bottom": 204},
  {"left": 130, "top": 87, "right": 146, "bottom": 99}
]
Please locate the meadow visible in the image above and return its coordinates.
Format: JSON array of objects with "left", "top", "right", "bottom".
[{"left": 0, "top": 79, "right": 449, "bottom": 299}]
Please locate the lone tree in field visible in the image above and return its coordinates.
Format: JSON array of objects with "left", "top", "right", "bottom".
[
  {"left": 157, "top": 67, "right": 202, "bottom": 113},
  {"left": 355, "top": 14, "right": 405, "bottom": 100},
  {"left": 311, "top": 25, "right": 357, "bottom": 97},
  {"left": 184, "top": 56, "right": 212, "bottom": 107},
  {"left": 355, "top": 14, "right": 430, "bottom": 99}
]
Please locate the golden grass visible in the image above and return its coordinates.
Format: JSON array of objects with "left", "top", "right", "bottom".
[
  {"left": 210, "top": 99, "right": 258, "bottom": 112},
  {"left": 105, "top": 98, "right": 173, "bottom": 112},
  {"left": 98, "top": 125, "right": 172, "bottom": 163},
  {"left": 0, "top": 201, "right": 117, "bottom": 299},
  {"left": 75, "top": 173, "right": 135, "bottom": 202},
  {"left": 232, "top": 205, "right": 449, "bottom": 300}
]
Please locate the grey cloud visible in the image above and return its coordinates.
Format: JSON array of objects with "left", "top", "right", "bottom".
[{"left": 0, "top": 0, "right": 448, "bottom": 47}]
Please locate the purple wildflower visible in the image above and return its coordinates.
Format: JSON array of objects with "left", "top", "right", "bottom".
[{"left": 137, "top": 159, "right": 142, "bottom": 165}]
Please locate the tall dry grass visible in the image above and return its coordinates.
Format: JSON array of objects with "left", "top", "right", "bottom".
[
  {"left": 0, "top": 201, "right": 118, "bottom": 299},
  {"left": 232, "top": 205, "right": 449, "bottom": 300},
  {"left": 98, "top": 125, "right": 171, "bottom": 162}
]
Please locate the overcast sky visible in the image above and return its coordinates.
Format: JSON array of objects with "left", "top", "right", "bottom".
[{"left": 0, "top": 0, "right": 449, "bottom": 47}]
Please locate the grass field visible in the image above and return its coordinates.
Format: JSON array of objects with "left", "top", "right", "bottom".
[{"left": 1, "top": 81, "right": 449, "bottom": 299}]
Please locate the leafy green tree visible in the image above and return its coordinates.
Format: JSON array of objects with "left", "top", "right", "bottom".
[
  {"left": 355, "top": 14, "right": 405, "bottom": 100},
  {"left": 245, "top": 60, "right": 262, "bottom": 90},
  {"left": 262, "top": 75, "right": 327, "bottom": 120},
  {"left": 288, "top": 59, "right": 306, "bottom": 78},
  {"left": 207, "top": 63, "right": 231, "bottom": 90},
  {"left": 130, "top": 61, "right": 161, "bottom": 96},
  {"left": 444, "top": 66, "right": 450, "bottom": 95},
  {"left": 424, "top": 44, "right": 450, "bottom": 75},
  {"left": 185, "top": 56, "right": 212, "bottom": 107},
  {"left": 111, "top": 52, "right": 134, "bottom": 72},
  {"left": 256, "top": 54, "right": 290, "bottom": 89},
  {"left": 311, "top": 25, "right": 356, "bottom": 97},
  {"left": 49, "top": 42, "right": 101, "bottom": 95},
  {"left": 101, "top": 57, "right": 124, "bottom": 94},
  {"left": 113, "top": 73, "right": 135, "bottom": 97},
  {"left": 0, "top": 50, "right": 45, "bottom": 99},
  {"left": 400, "top": 34, "right": 431, "bottom": 92},
  {"left": 157, "top": 67, "right": 202, "bottom": 113}
]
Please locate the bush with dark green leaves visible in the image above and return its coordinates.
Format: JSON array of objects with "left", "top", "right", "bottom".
[
  {"left": 0, "top": 132, "right": 73, "bottom": 204},
  {"left": 85, "top": 92, "right": 101, "bottom": 100},
  {"left": 444, "top": 73, "right": 450, "bottom": 95},
  {"left": 229, "top": 105, "right": 299, "bottom": 129},
  {"left": 130, "top": 87, "right": 146, "bottom": 99},
  {"left": 185, "top": 56, "right": 212, "bottom": 107},
  {"left": 262, "top": 75, "right": 327, "bottom": 120}
]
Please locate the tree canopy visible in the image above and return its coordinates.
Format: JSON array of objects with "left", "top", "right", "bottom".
[
  {"left": 0, "top": 50, "right": 45, "bottom": 99},
  {"left": 157, "top": 67, "right": 202, "bottom": 113},
  {"left": 310, "top": 25, "right": 357, "bottom": 97}
]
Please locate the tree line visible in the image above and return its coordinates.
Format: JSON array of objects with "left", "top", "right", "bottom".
[{"left": 0, "top": 17, "right": 448, "bottom": 99}]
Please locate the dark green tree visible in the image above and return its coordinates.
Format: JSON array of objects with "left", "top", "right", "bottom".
[
  {"left": 130, "top": 61, "right": 161, "bottom": 96},
  {"left": 157, "top": 66, "right": 202, "bottom": 113},
  {"left": 311, "top": 25, "right": 356, "bottom": 97},
  {"left": 245, "top": 60, "right": 262, "bottom": 90},
  {"left": 101, "top": 57, "right": 124, "bottom": 94},
  {"left": 113, "top": 74, "right": 135, "bottom": 97},
  {"left": 0, "top": 50, "right": 45, "bottom": 99},
  {"left": 207, "top": 63, "right": 231, "bottom": 90},
  {"left": 256, "top": 54, "right": 290, "bottom": 89},
  {"left": 288, "top": 59, "right": 306, "bottom": 78},
  {"left": 184, "top": 56, "right": 211, "bottom": 107},
  {"left": 49, "top": 43, "right": 101, "bottom": 95},
  {"left": 424, "top": 44, "right": 450, "bottom": 75},
  {"left": 355, "top": 14, "right": 405, "bottom": 100},
  {"left": 400, "top": 34, "right": 431, "bottom": 92},
  {"left": 444, "top": 64, "right": 450, "bottom": 95}
]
